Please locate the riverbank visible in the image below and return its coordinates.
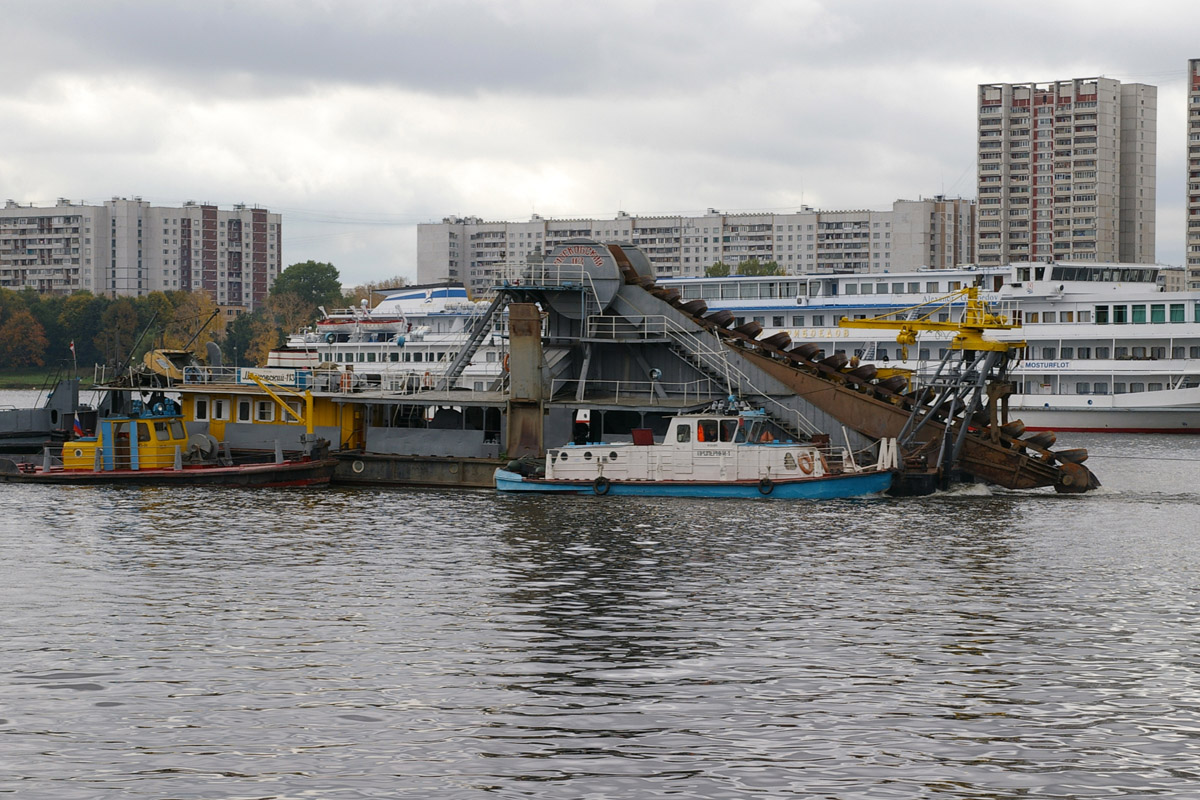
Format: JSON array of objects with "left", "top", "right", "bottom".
[{"left": 0, "top": 370, "right": 95, "bottom": 390}]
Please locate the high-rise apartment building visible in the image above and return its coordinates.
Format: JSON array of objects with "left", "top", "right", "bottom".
[
  {"left": 1187, "top": 59, "right": 1200, "bottom": 286},
  {"left": 417, "top": 198, "right": 975, "bottom": 293},
  {"left": 977, "top": 77, "right": 1156, "bottom": 266},
  {"left": 0, "top": 197, "right": 282, "bottom": 311}
]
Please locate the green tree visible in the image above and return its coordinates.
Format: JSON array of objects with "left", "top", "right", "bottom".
[
  {"left": 704, "top": 261, "right": 731, "bottom": 277},
  {"left": 58, "top": 292, "right": 109, "bottom": 366},
  {"left": 0, "top": 308, "right": 49, "bottom": 368},
  {"left": 271, "top": 260, "right": 343, "bottom": 316},
  {"left": 736, "top": 258, "right": 783, "bottom": 276}
]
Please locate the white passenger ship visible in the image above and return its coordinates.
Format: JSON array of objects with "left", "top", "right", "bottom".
[
  {"left": 663, "top": 262, "right": 1200, "bottom": 433},
  {"left": 268, "top": 283, "right": 507, "bottom": 392}
]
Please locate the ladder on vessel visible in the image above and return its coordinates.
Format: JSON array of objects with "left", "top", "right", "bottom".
[{"left": 440, "top": 293, "right": 510, "bottom": 390}]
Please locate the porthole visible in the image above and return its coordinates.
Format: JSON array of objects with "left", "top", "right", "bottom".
[
  {"left": 584, "top": 451, "right": 593, "bottom": 460},
  {"left": 609, "top": 452, "right": 618, "bottom": 461},
  {"left": 73, "top": 448, "right": 83, "bottom": 459}
]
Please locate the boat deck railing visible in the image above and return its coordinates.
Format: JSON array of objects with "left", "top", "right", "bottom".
[
  {"left": 584, "top": 314, "right": 671, "bottom": 342},
  {"left": 550, "top": 377, "right": 719, "bottom": 407}
]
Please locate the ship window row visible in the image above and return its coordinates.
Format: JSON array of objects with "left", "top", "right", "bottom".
[
  {"left": 335, "top": 351, "right": 456, "bottom": 363},
  {"left": 1034, "top": 345, "right": 1195, "bottom": 360},
  {"left": 191, "top": 396, "right": 305, "bottom": 425},
  {"left": 1094, "top": 304, "right": 1187, "bottom": 324},
  {"left": 1044, "top": 382, "right": 1199, "bottom": 395}
]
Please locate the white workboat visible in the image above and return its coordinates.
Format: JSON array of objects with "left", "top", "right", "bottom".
[{"left": 496, "top": 407, "right": 896, "bottom": 498}]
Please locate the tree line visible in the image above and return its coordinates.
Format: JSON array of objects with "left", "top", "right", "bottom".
[{"left": 0, "top": 260, "right": 407, "bottom": 373}]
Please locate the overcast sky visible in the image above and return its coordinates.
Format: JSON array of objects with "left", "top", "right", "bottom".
[{"left": 2, "top": 0, "right": 1198, "bottom": 286}]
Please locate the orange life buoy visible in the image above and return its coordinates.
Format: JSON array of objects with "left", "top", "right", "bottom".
[
  {"left": 798, "top": 452, "right": 814, "bottom": 475},
  {"left": 340, "top": 372, "right": 352, "bottom": 391},
  {"left": 422, "top": 371, "right": 433, "bottom": 389},
  {"left": 502, "top": 353, "right": 510, "bottom": 372}
]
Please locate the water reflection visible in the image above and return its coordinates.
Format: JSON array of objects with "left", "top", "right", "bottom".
[{"left": 3, "top": 442, "right": 1200, "bottom": 797}]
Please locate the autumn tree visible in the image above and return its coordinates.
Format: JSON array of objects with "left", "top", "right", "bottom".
[
  {"left": 343, "top": 274, "right": 409, "bottom": 307},
  {"left": 161, "top": 291, "right": 223, "bottom": 351},
  {"left": 268, "top": 292, "right": 316, "bottom": 339},
  {"left": 0, "top": 308, "right": 50, "bottom": 368},
  {"left": 94, "top": 298, "right": 141, "bottom": 366}
]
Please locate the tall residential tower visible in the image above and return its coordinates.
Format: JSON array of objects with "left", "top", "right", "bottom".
[
  {"left": 977, "top": 77, "right": 1156, "bottom": 266},
  {"left": 1187, "top": 59, "right": 1200, "bottom": 286}
]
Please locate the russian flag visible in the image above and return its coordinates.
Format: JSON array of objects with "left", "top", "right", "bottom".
[{"left": 73, "top": 414, "right": 84, "bottom": 437}]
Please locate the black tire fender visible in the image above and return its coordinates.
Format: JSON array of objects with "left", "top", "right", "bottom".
[{"left": 593, "top": 476, "right": 611, "bottom": 495}]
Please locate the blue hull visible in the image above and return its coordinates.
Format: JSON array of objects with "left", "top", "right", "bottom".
[{"left": 494, "top": 469, "right": 892, "bottom": 499}]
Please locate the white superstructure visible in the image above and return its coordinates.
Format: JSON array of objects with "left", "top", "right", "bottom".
[
  {"left": 663, "top": 262, "right": 1200, "bottom": 433},
  {"left": 268, "top": 283, "right": 507, "bottom": 392}
]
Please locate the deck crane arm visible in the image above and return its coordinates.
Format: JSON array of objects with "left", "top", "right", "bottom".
[{"left": 837, "top": 287, "right": 1025, "bottom": 357}]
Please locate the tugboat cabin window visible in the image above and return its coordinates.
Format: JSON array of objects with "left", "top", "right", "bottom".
[
  {"left": 676, "top": 424, "right": 691, "bottom": 443},
  {"left": 719, "top": 419, "right": 743, "bottom": 442},
  {"left": 170, "top": 419, "right": 184, "bottom": 439},
  {"left": 154, "top": 421, "right": 170, "bottom": 441},
  {"left": 137, "top": 422, "right": 152, "bottom": 442},
  {"left": 212, "top": 398, "right": 230, "bottom": 421},
  {"left": 194, "top": 398, "right": 209, "bottom": 421},
  {"left": 238, "top": 399, "right": 252, "bottom": 422},
  {"left": 256, "top": 401, "right": 275, "bottom": 422},
  {"left": 697, "top": 420, "right": 719, "bottom": 442}
]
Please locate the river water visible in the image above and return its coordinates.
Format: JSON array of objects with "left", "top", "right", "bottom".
[{"left": 3, "top": 390, "right": 1200, "bottom": 798}]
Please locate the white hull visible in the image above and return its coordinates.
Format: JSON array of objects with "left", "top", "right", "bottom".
[{"left": 1011, "top": 387, "right": 1200, "bottom": 432}]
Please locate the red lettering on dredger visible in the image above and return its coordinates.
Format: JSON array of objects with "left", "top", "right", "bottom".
[{"left": 553, "top": 245, "right": 605, "bottom": 267}]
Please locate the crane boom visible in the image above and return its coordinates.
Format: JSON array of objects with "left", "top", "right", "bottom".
[{"left": 838, "top": 286, "right": 1025, "bottom": 354}]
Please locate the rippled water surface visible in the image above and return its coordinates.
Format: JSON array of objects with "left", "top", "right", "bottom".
[{"left": 4, "top": 433, "right": 1200, "bottom": 798}]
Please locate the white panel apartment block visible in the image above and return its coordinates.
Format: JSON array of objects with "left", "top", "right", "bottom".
[
  {"left": 0, "top": 198, "right": 281, "bottom": 311},
  {"left": 418, "top": 200, "right": 976, "bottom": 293}
]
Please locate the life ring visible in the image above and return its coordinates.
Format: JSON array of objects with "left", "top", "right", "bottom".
[
  {"left": 351, "top": 460, "right": 365, "bottom": 474},
  {"left": 758, "top": 477, "right": 775, "bottom": 495},
  {"left": 422, "top": 371, "right": 433, "bottom": 389},
  {"left": 502, "top": 353, "right": 510, "bottom": 372},
  {"left": 798, "top": 452, "right": 814, "bottom": 475},
  {"left": 592, "top": 476, "right": 610, "bottom": 495},
  {"left": 325, "top": 332, "right": 336, "bottom": 344},
  {"left": 340, "top": 372, "right": 352, "bottom": 391}
]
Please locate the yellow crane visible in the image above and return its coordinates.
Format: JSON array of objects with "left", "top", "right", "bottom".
[
  {"left": 838, "top": 286, "right": 1025, "bottom": 358},
  {"left": 835, "top": 285, "right": 1030, "bottom": 489}
]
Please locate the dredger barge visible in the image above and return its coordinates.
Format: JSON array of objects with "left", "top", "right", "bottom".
[{"left": 93, "top": 239, "right": 1098, "bottom": 496}]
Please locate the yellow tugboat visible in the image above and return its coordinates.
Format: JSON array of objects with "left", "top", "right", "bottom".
[{"left": 0, "top": 396, "right": 336, "bottom": 487}]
